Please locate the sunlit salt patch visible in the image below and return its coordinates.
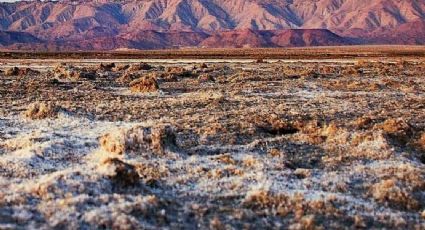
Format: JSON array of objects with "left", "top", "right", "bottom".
[{"left": 0, "top": 112, "right": 138, "bottom": 177}]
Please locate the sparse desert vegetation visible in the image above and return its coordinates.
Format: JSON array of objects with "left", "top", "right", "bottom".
[{"left": 0, "top": 48, "right": 424, "bottom": 229}]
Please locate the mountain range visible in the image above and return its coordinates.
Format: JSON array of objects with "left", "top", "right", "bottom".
[{"left": 1, "top": 0, "right": 425, "bottom": 50}]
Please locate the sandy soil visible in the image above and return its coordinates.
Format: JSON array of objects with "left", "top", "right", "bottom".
[{"left": 0, "top": 58, "right": 424, "bottom": 229}]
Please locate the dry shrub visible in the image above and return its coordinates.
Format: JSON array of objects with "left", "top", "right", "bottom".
[
  {"left": 214, "top": 154, "right": 237, "bottom": 165},
  {"left": 370, "top": 179, "right": 420, "bottom": 210},
  {"left": 134, "top": 162, "right": 169, "bottom": 185},
  {"left": 128, "top": 62, "right": 153, "bottom": 71},
  {"left": 418, "top": 133, "right": 425, "bottom": 150},
  {"left": 99, "top": 125, "right": 178, "bottom": 156},
  {"left": 208, "top": 166, "right": 243, "bottom": 179},
  {"left": 199, "top": 63, "right": 208, "bottom": 69},
  {"left": 243, "top": 190, "right": 304, "bottom": 218},
  {"left": 5, "top": 67, "right": 39, "bottom": 76},
  {"left": 129, "top": 76, "right": 159, "bottom": 93},
  {"left": 341, "top": 66, "right": 360, "bottom": 76},
  {"left": 198, "top": 73, "right": 215, "bottom": 83},
  {"left": 166, "top": 66, "right": 185, "bottom": 74},
  {"left": 243, "top": 190, "right": 341, "bottom": 228},
  {"left": 267, "top": 148, "right": 283, "bottom": 157},
  {"left": 166, "top": 66, "right": 195, "bottom": 78},
  {"left": 296, "top": 120, "right": 343, "bottom": 145},
  {"left": 353, "top": 116, "right": 373, "bottom": 129},
  {"left": 23, "top": 102, "right": 60, "bottom": 120},
  {"left": 254, "top": 114, "right": 299, "bottom": 136},
  {"left": 115, "top": 72, "right": 136, "bottom": 84},
  {"left": 112, "top": 64, "right": 130, "bottom": 72},
  {"left": 319, "top": 65, "right": 338, "bottom": 75},
  {"left": 378, "top": 118, "right": 413, "bottom": 144},
  {"left": 54, "top": 64, "right": 96, "bottom": 80},
  {"left": 209, "top": 217, "right": 224, "bottom": 230},
  {"left": 355, "top": 59, "right": 371, "bottom": 68},
  {"left": 256, "top": 59, "right": 265, "bottom": 63},
  {"left": 98, "top": 63, "right": 115, "bottom": 71},
  {"left": 380, "top": 118, "right": 410, "bottom": 134},
  {"left": 321, "top": 122, "right": 338, "bottom": 137},
  {"left": 294, "top": 168, "right": 312, "bottom": 179},
  {"left": 160, "top": 72, "right": 179, "bottom": 82},
  {"left": 5, "top": 67, "right": 19, "bottom": 76},
  {"left": 99, "top": 158, "right": 139, "bottom": 186},
  {"left": 331, "top": 80, "right": 382, "bottom": 91}
]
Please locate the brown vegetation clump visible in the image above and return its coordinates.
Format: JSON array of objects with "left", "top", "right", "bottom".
[
  {"left": 5, "top": 67, "right": 39, "bottom": 76},
  {"left": 380, "top": 118, "right": 410, "bottom": 134},
  {"left": 54, "top": 64, "right": 96, "bottom": 80},
  {"left": 378, "top": 118, "right": 413, "bottom": 144},
  {"left": 115, "top": 72, "right": 136, "bottom": 84},
  {"left": 354, "top": 116, "right": 373, "bottom": 129},
  {"left": 5, "top": 67, "right": 19, "bottom": 76},
  {"left": 129, "top": 76, "right": 159, "bottom": 93},
  {"left": 99, "top": 125, "right": 178, "bottom": 156},
  {"left": 99, "top": 158, "right": 139, "bottom": 186},
  {"left": 243, "top": 190, "right": 308, "bottom": 218},
  {"left": 198, "top": 73, "right": 215, "bottom": 83},
  {"left": 418, "top": 133, "right": 425, "bottom": 150},
  {"left": 98, "top": 63, "right": 115, "bottom": 71},
  {"left": 128, "top": 62, "right": 153, "bottom": 72},
  {"left": 23, "top": 102, "right": 60, "bottom": 120},
  {"left": 134, "top": 162, "right": 169, "bottom": 185},
  {"left": 112, "top": 64, "right": 130, "bottom": 72},
  {"left": 166, "top": 66, "right": 194, "bottom": 77},
  {"left": 254, "top": 114, "right": 299, "bottom": 136},
  {"left": 370, "top": 179, "right": 420, "bottom": 210}
]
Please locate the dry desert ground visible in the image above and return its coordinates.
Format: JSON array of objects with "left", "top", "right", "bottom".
[{"left": 0, "top": 48, "right": 424, "bottom": 229}]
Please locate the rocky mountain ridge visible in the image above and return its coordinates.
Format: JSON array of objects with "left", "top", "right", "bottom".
[{"left": 1, "top": 0, "right": 424, "bottom": 50}]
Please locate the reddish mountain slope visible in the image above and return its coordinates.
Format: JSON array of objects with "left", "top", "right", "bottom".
[
  {"left": 0, "top": 31, "right": 42, "bottom": 46},
  {"left": 200, "top": 29, "right": 274, "bottom": 48},
  {"left": 0, "top": 0, "right": 425, "bottom": 50},
  {"left": 364, "top": 20, "right": 425, "bottom": 45},
  {"left": 200, "top": 29, "right": 355, "bottom": 48},
  {"left": 271, "top": 29, "right": 355, "bottom": 47}
]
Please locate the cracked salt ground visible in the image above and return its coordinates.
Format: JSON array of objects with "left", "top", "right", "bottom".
[
  {"left": 0, "top": 59, "right": 425, "bottom": 228},
  {"left": 0, "top": 113, "right": 136, "bottom": 177}
]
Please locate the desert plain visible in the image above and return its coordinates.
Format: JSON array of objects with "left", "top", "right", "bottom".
[{"left": 0, "top": 47, "right": 424, "bottom": 229}]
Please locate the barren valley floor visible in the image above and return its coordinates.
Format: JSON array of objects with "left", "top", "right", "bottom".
[{"left": 0, "top": 49, "right": 424, "bottom": 229}]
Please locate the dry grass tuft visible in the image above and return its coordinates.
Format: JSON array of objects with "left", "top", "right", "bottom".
[{"left": 23, "top": 102, "right": 60, "bottom": 120}]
